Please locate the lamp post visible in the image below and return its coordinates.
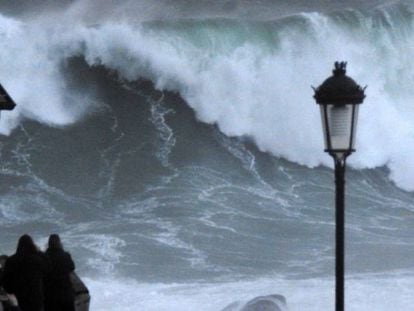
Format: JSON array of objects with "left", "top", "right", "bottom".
[{"left": 313, "top": 62, "right": 366, "bottom": 311}]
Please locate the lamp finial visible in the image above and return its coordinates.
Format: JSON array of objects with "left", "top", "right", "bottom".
[{"left": 333, "top": 61, "right": 347, "bottom": 76}]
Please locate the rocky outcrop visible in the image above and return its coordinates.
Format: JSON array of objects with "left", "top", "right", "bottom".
[{"left": 222, "top": 294, "right": 287, "bottom": 311}]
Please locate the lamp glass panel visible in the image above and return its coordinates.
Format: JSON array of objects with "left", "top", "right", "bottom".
[
  {"left": 327, "top": 104, "right": 353, "bottom": 151},
  {"left": 350, "top": 105, "right": 359, "bottom": 149},
  {"left": 319, "top": 105, "right": 329, "bottom": 149}
]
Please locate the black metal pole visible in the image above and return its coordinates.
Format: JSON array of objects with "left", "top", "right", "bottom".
[{"left": 334, "top": 157, "right": 346, "bottom": 311}]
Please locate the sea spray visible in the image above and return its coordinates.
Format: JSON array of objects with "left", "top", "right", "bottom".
[{"left": 1, "top": 3, "right": 414, "bottom": 189}]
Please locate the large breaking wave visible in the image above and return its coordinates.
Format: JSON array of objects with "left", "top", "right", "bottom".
[{"left": 1, "top": 1, "right": 414, "bottom": 189}]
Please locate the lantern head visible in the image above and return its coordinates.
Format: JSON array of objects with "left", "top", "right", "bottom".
[{"left": 313, "top": 62, "right": 366, "bottom": 160}]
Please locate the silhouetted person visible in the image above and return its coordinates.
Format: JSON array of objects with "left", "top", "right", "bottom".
[
  {"left": 44, "top": 234, "right": 75, "bottom": 311},
  {"left": 1, "top": 254, "right": 21, "bottom": 311},
  {"left": 2, "top": 234, "right": 47, "bottom": 311},
  {"left": 0, "top": 254, "right": 7, "bottom": 286}
]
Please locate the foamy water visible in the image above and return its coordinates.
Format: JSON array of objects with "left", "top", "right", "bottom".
[
  {"left": 86, "top": 273, "right": 414, "bottom": 310},
  {"left": 0, "top": 3, "right": 414, "bottom": 189}
]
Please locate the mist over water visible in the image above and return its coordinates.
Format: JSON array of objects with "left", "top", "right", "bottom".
[{"left": 0, "top": 1, "right": 414, "bottom": 310}]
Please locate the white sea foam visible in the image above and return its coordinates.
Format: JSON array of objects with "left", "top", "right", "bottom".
[
  {"left": 1, "top": 3, "right": 414, "bottom": 190},
  {"left": 0, "top": 15, "right": 85, "bottom": 132},
  {"left": 85, "top": 272, "right": 414, "bottom": 311}
]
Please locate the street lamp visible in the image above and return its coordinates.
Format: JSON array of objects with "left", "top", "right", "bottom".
[{"left": 313, "top": 62, "right": 366, "bottom": 311}]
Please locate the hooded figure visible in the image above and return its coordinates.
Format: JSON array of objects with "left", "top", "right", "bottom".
[
  {"left": 44, "top": 234, "right": 75, "bottom": 311},
  {"left": 2, "top": 234, "right": 48, "bottom": 311}
]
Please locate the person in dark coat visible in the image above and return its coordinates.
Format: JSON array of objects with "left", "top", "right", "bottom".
[
  {"left": 0, "top": 254, "right": 7, "bottom": 286},
  {"left": 1, "top": 254, "right": 21, "bottom": 311},
  {"left": 44, "top": 234, "right": 75, "bottom": 311},
  {"left": 2, "top": 234, "right": 48, "bottom": 311}
]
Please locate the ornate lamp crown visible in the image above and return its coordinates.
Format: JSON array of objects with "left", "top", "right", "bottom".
[{"left": 313, "top": 62, "right": 365, "bottom": 105}]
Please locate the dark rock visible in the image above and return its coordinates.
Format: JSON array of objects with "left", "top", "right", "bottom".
[{"left": 222, "top": 294, "right": 287, "bottom": 311}]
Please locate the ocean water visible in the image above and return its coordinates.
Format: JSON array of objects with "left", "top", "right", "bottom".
[{"left": 0, "top": 0, "right": 414, "bottom": 310}]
